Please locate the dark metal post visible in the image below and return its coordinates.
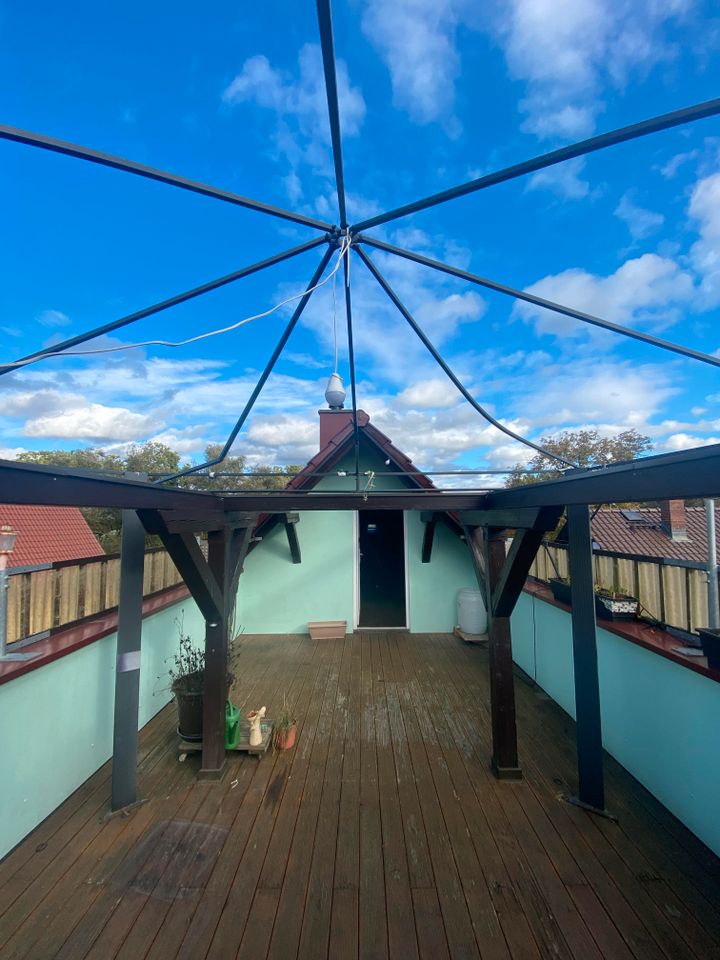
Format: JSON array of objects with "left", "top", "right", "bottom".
[
  {"left": 111, "top": 508, "right": 146, "bottom": 810},
  {"left": 200, "top": 527, "right": 230, "bottom": 779},
  {"left": 567, "top": 504, "right": 606, "bottom": 812},
  {"left": 485, "top": 532, "right": 521, "bottom": 779}
]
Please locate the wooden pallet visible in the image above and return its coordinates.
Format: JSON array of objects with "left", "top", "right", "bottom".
[
  {"left": 178, "top": 718, "right": 275, "bottom": 757},
  {"left": 453, "top": 626, "right": 488, "bottom": 644}
]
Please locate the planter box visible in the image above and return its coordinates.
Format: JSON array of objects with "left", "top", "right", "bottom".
[
  {"left": 699, "top": 628, "right": 720, "bottom": 670},
  {"left": 308, "top": 620, "right": 347, "bottom": 640},
  {"left": 549, "top": 579, "right": 639, "bottom": 621}
]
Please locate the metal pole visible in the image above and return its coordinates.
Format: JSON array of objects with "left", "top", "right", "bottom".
[
  {"left": 706, "top": 498, "right": 719, "bottom": 629},
  {"left": 111, "top": 505, "right": 146, "bottom": 810}
]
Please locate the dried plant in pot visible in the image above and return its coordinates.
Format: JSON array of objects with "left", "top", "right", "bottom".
[
  {"left": 273, "top": 695, "right": 297, "bottom": 751},
  {"left": 169, "top": 612, "right": 235, "bottom": 742}
]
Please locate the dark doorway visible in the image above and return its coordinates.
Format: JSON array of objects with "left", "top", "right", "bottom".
[{"left": 358, "top": 511, "right": 406, "bottom": 627}]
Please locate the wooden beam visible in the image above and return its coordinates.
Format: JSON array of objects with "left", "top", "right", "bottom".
[
  {"left": 484, "top": 533, "right": 520, "bottom": 780},
  {"left": 158, "top": 509, "right": 256, "bottom": 533},
  {"left": 421, "top": 513, "right": 437, "bottom": 563},
  {"left": 138, "top": 510, "right": 222, "bottom": 622},
  {"left": 200, "top": 527, "right": 231, "bottom": 779},
  {"left": 458, "top": 508, "right": 548, "bottom": 530},
  {"left": 111, "top": 510, "right": 145, "bottom": 811},
  {"left": 462, "top": 525, "right": 486, "bottom": 600},
  {"left": 567, "top": 504, "right": 606, "bottom": 813},
  {"left": 229, "top": 523, "right": 255, "bottom": 600},
  {"left": 492, "top": 507, "right": 563, "bottom": 618},
  {"left": 283, "top": 514, "right": 301, "bottom": 564}
]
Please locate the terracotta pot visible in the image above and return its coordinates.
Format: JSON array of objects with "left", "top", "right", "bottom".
[{"left": 275, "top": 722, "right": 297, "bottom": 750}]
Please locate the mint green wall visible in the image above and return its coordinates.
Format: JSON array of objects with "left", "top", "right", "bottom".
[
  {"left": 236, "top": 510, "right": 355, "bottom": 633},
  {"left": 236, "top": 442, "right": 478, "bottom": 634},
  {"left": 0, "top": 599, "right": 204, "bottom": 861},
  {"left": 406, "top": 513, "right": 479, "bottom": 631},
  {"left": 511, "top": 591, "right": 720, "bottom": 857}
]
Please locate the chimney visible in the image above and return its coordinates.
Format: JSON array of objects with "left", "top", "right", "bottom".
[
  {"left": 660, "top": 499, "right": 689, "bottom": 541},
  {"left": 319, "top": 409, "right": 354, "bottom": 449}
]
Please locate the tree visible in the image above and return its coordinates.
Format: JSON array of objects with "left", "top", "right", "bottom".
[
  {"left": 505, "top": 429, "right": 653, "bottom": 488},
  {"left": 17, "top": 442, "right": 186, "bottom": 551}
]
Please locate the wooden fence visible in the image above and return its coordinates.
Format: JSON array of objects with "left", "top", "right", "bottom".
[
  {"left": 529, "top": 541, "right": 714, "bottom": 635},
  {"left": 6, "top": 548, "right": 183, "bottom": 646}
]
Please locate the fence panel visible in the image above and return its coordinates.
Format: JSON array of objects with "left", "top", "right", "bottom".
[{"left": 6, "top": 548, "right": 184, "bottom": 646}]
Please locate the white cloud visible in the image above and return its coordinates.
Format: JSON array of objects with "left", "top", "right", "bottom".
[
  {"left": 514, "top": 253, "right": 695, "bottom": 338},
  {"left": 491, "top": 0, "right": 689, "bottom": 141},
  {"left": 222, "top": 43, "right": 365, "bottom": 193},
  {"left": 37, "top": 309, "right": 70, "bottom": 328},
  {"left": 661, "top": 432, "right": 720, "bottom": 451},
  {"left": 527, "top": 158, "right": 590, "bottom": 199},
  {"left": 614, "top": 191, "right": 664, "bottom": 240},
  {"left": 397, "top": 378, "right": 460, "bottom": 408},
  {"left": 25, "top": 403, "right": 161, "bottom": 441},
  {"left": 660, "top": 149, "right": 700, "bottom": 179},
  {"left": 361, "top": 0, "right": 461, "bottom": 135},
  {"left": 688, "top": 171, "right": 720, "bottom": 308}
]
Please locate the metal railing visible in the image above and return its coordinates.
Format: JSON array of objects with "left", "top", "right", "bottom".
[{"left": 529, "top": 541, "right": 716, "bottom": 635}]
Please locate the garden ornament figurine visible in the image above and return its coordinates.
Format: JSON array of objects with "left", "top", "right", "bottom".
[{"left": 247, "top": 706, "right": 266, "bottom": 747}]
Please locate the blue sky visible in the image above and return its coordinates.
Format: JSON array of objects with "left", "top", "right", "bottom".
[{"left": 1, "top": 0, "right": 720, "bottom": 482}]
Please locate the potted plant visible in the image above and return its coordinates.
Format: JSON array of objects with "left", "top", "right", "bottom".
[
  {"left": 168, "top": 612, "right": 235, "bottom": 742},
  {"left": 273, "top": 695, "right": 297, "bottom": 750},
  {"left": 698, "top": 628, "right": 720, "bottom": 670},
  {"left": 548, "top": 576, "right": 639, "bottom": 621}
]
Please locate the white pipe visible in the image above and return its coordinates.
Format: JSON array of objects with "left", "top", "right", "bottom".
[{"left": 705, "top": 498, "right": 719, "bottom": 629}]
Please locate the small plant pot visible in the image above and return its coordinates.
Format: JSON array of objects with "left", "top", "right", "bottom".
[
  {"left": 594, "top": 593, "right": 639, "bottom": 622},
  {"left": 173, "top": 688, "right": 203, "bottom": 742},
  {"left": 698, "top": 628, "right": 720, "bottom": 670},
  {"left": 549, "top": 578, "right": 572, "bottom": 606},
  {"left": 274, "top": 723, "right": 297, "bottom": 750}
]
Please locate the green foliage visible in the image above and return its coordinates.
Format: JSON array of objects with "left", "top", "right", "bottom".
[
  {"left": 168, "top": 613, "right": 205, "bottom": 694},
  {"left": 505, "top": 429, "right": 652, "bottom": 488},
  {"left": 15, "top": 441, "right": 303, "bottom": 550}
]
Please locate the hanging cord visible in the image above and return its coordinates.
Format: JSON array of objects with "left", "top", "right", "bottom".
[
  {"left": 1, "top": 235, "right": 352, "bottom": 369},
  {"left": 332, "top": 260, "right": 339, "bottom": 373}
]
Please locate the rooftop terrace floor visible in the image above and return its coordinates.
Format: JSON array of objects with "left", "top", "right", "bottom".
[{"left": 1, "top": 631, "right": 720, "bottom": 960}]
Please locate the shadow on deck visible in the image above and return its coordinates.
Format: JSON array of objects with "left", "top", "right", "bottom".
[{"left": 1, "top": 632, "right": 719, "bottom": 960}]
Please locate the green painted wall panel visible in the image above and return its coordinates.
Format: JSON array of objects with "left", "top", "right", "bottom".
[
  {"left": 0, "top": 599, "right": 203, "bottom": 861},
  {"left": 511, "top": 591, "right": 720, "bottom": 856}
]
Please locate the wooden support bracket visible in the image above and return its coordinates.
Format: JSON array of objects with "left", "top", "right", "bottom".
[
  {"left": 421, "top": 512, "right": 437, "bottom": 563},
  {"left": 283, "top": 513, "right": 301, "bottom": 564}
]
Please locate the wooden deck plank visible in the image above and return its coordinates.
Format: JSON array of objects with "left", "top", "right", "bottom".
[{"left": 2, "top": 632, "right": 720, "bottom": 960}]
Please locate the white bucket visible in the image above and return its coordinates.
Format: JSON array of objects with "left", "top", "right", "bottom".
[{"left": 457, "top": 588, "right": 487, "bottom": 635}]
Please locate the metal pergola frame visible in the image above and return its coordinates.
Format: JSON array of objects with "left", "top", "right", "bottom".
[{"left": 2, "top": 0, "right": 719, "bottom": 814}]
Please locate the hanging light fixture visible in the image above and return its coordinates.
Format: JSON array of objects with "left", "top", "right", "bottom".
[{"left": 325, "top": 372, "right": 346, "bottom": 409}]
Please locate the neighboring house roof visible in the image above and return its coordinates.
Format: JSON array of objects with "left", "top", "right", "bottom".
[
  {"left": 591, "top": 506, "right": 717, "bottom": 564},
  {"left": 0, "top": 504, "right": 104, "bottom": 568}
]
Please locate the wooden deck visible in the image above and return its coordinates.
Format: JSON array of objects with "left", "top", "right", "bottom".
[{"left": 2, "top": 631, "right": 720, "bottom": 960}]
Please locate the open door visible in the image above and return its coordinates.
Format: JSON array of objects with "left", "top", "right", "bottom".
[{"left": 358, "top": 511, "right": 406, "bottom": 627}]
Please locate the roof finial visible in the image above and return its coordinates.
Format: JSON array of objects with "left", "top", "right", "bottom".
[{"left": 325, "top": 372, "right": 346, "bottom": 409}]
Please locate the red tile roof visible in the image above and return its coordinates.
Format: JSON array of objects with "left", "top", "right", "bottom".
[
  {"left": 0, "top": 505, "right": 104, "bottom": 568},
  {"left": 591, "top": 506, "right": 718, "bottom": 564}
]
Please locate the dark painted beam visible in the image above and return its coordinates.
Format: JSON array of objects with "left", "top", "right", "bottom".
[
  {"left": 157, "top": 509, "right": 256, "bottom": 533},
  {"left": 111, "top": 510, "right": 145, "bottom": 811},
  {"left": 567, "top": 504, "right": 606, "bottom": 813},
  {"left": 0, "top": 458, "right": 222, "bottom": 511},
  {"left": 484, "top": 533, "right": 521, "bottom": 780},
  {"left": 283, "top": 513, "right": 302, "bottom": 564},
  {"left": 352, "top": 97, "right": 720, "bottom": 231},
  {"left": 0, "top": 123, "right": 334, "bottom": 231},
  {"left": 458, "top": 508, "right": 549, "bottom": 530},
  {"left": 217, "top": 492, "right": 488, "bottom": 511},
  {"left": 421, "top": 514, "right": 437, "bottom": 563},
  {"left": 138, "top": 510, "right": 222, "bottom": 623},
  {"left": 482, "top": 443, "right": 720, "bottom": 508},
  {"left": 229, "top": 524, "right": 256, "bottom": 601},
  {"left": 0, "top": 237, "right": 327, "bottom": 378},
  {"left": 316, "top": 0, "right": 347, "bottom": 227},
  {"left": 462, "top": 525, "right": 487, "bottom": 601},
  {"left": 492, "top": 508, "right": 563, "bottom": 617},
  {"left": 201, "top": 528, "right": 231, "bottom": 779},
  {"left": 358, "top": 237, "right": 720, "bottom": 371}
]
